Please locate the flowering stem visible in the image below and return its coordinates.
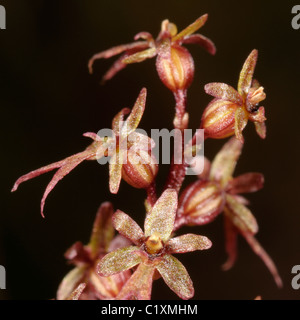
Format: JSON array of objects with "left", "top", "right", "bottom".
[{"left": 164, "top": 89, "right": 188, "bottom": 194}]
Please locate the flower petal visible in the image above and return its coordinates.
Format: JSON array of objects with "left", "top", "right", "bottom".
[
  {"left": 89, "top": 202, "right": 115, "bottom": 257},
  {"left": 117, "top": 262, "right": 156, "bottom": 300},
  {"left": 56, "top": 266, "right": 86, "bottom": 300},
  {"left": 222, "top": 215, "right": 238, "bottom": 271},
  {"left": 122, "top": 47, "right": 157, "bottom": 64},
  {"left": 12, "top": 146, "right": 98, "bottom": 217},
  {"left": 121, "top": 88, "right": 147, "bottom": 137},
  {"left": 225, "top": 194, "right": 258, "bottom": 234},
  {"left": 204, "top": 83, "right": 242, "bottom": 105},
  {"left": 112, "top": 108, "right": 130, "bottom": 136},
  {"left": 66, "top": 283, "right": 87, "bottom": 300},
  {"left": 144, "top": 189, "right": 177, "bottom": 242},
  {"left": 237, "top": 49, "right": 258, "bottom": 96},
  {"left": 112, "top": 210, "right": 144, "bottom": 245},
  {"left": 88, "top": 41, "right": 148, "bottom": 74},
  {"left": 210, "top": 137, "right": 243, "bottom": 187},
  {"left": 234, "top": 107, "right": 248, "bottom": 143},
  {"left": 227, "top": 173, "right": 264, "bottom": 194},
  {"left": 254, "top": 121, "right": 266, "bottom": 139},
  {"left": 167, "top": 233, "right": 212, "bottom": 253},
  {"left": 109, "top": 151, "right": 123, "bottom": 194},
  {"left": 97, "top": 246, "right": 141, "bottom": 276},
  {"left": 181, "top": 34, "right": 216, "bottom": 55},
  {"left": 172, "top": 14, "right": 208, "bottom": 43},
  {"left": 156, "top": 254, "right": 194, "bottom": 300},
  {"left": 241, "top": 232, "right": 283, "bottom": 288}
]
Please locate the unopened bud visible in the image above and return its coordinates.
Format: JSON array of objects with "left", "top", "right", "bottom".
[
  {"left": 201, "top": 99, "right": 241, "bottom": 139},
  {"left": 156, "top": 44, "right": 194, "bottom": 92},
  {"left": 177, "top": 180, "right": 224, "bottom": 226},
  {"left": 122, "top": 149, "right": 158, "bottom": 189}
]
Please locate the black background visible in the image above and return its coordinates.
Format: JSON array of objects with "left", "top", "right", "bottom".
[{"left": 0, "top": 0, "right": 299, "bottom": 300}]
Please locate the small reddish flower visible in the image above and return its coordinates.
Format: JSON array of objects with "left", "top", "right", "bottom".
[
  {"left": 201, "top": 50, "right": 266, "bottom": 142},
  {"left": 104, "top": 88, "right": 158, "bottom": 193},
  {"left": 88, "top": 14, "right": 215, "bottom": 92},
  {"left": 11, "top": 88, "right": 157, "bottom": 216},
  {"left": 97, "top": 189, "right": 212, "bottom": 300},
  {"left": 57, "top": 202, "right": 131, "bottom": 300},
  {"left": 177, "top": 137, "right": 282, "bottom": 287}
]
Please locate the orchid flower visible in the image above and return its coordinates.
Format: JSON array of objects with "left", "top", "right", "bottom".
[{"left": 97, "top": 189, "right": 212, "bottom": 300}]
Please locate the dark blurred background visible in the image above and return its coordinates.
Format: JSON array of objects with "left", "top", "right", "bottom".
[{"left": 0, "top": 0, "right": 299, "bottom": 300}]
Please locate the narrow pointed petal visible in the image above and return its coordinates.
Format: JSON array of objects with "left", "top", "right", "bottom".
[
  {"left": 101, "top": 53, "right": 129, "bottom": 83},
  {"left": 57, "top": 266, "right": 86, "bottom": 300},
  {"left": 227, "top": 173, "right": 264, "bottom": 194},
  {"left": 39, "top": 150, "right": 95, "bottom": 217},
  {"left": 222, "top": 215, "right": 238, "bottom": 271},
  {"left": 254, "top": 121, "right": 266, "bottom": 139},
  {"left": 234, "top": 107, "right": 248, "bottom": 143},
  {"left": 88, "top": 41, "right": 147, "bottom": 74},
  {"left": 112, "top": 108, "right": 130, "bottom": 136},
  {"left": 181, "top": 33, "right": 216, "bottom": 55},
  {"left": 242, "top": 231, "right": 283, "bottom": 288},
  {"left": 97, "top": 246, "right": 141, "bottom": 276},
  {"left": 117, "top": 262, "right": 156, "bottom": 300},
  {"left": 210, "top": 137, "right": 243, "bottom": 187},
  {"left": 121, "top": 88, "right": 147, "bottom": 137},
  {"left": 144, "top": 189, "right": 177, "bottom": 242},
  {"left": 108, "top": 234, "right": 132, "bottom": 252},
  {"left": 66, "top": 283, "right": 87, "bottom": 300},
  {"left": 134, "top": 32, "right": 155, "bottom": 43},
  {"left": 89, "top": 202, "right": 115, "bottom": 257},
  {"left": 238, "top": 49, "right": 258, "bottom": 96},
  {"left": 167, "top": 234, "right": 212, "bottom": 253},
  {"left": 122, "top": 47, "right": 157, "bottom": 64},
  {"left": 205, "top": 83, "right": 242, "bottom": 105},
  {"left": 109, "top": 151, "right": 123, "bottom": 194},
  {"left": 225, "top": 194, "right": 258, "bottom": 234},
  {"left": 172, "top": 14, "right": 208, "bottom": 43},
  {"left": 156, "top": 254, "right": 194, "bottom": 300},
  {"left": 112, "top": 210, "right": 144, "bottom": 246}
]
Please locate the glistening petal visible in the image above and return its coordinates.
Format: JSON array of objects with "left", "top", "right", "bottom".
[
  {"left": 122, "top": 47, "right": 157, "bottom": 64},
  {"left": 172, "top": 14, "right": 208, "bottom": 43},
  {"left": 167, "top": 234, "right": 212, "bottom": 253},
  {"left": 156, "top": 254, "right": 194, "bottom": 300},
  {"left": 210, "top": 137, "right": 243, "bottom": 187},
  {"left": 112, "top": 210, "right": 144, "bottom": 246},
  {"left": 225, "top": 194, "right": 258, "bottom": 234},
  {"left": 88, "top": 41, "right": 148, "bottom": 74},
  {"left": 144, "top": 189, "right": 177, "bottom": 242},
  {"left": 234, "top": 107, "right": 248, "bottom": 143},
  {"left": 56, "top": 266, "right": 85, "bottom": 300},
  {"left": 121, "top": 88, "right": 147, "bottom": 137},
  {"left": 109, "top": 151, "right": 123, "bottom": 194},
  {"left": 182, "top": 34, "right": 216, "bottom": 55},
  {"left": 89, "top": 202, "right": 115, "bottom": 257},
  {"left": 97, "top": 246, "right": 141, "bottom": 276},
  {"left": 205, "top": 83, "right": 242, "bottom": 105},
  {"left": 254, "top": 121, "right": 266, "bottom": 139},
  {"left": 117, "top": 262, "right": 156, "bottom": 300},
  {"left": 238, "top": 49, "right": 258, "bottom": 96},
  {"left": 227, "top": 173, "right": 264, "bottom": 194}
]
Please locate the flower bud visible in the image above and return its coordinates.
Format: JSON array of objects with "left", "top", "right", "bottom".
[
  {"left": 177, "top": 180, "right": 224, "bottom": 226},
  {"left": 122, "top": 149, "right": 158, "bottom": 189},
  {"left": 201, "top": 99, "right": 242, "bottom": 139},
  {"left": 156, "top": 44, "right": 194, "bottom": 92}
]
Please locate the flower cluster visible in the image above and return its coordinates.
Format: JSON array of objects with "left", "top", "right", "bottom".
[{"left": 11, "top": 14, "right": 281, "bottom": 299}]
